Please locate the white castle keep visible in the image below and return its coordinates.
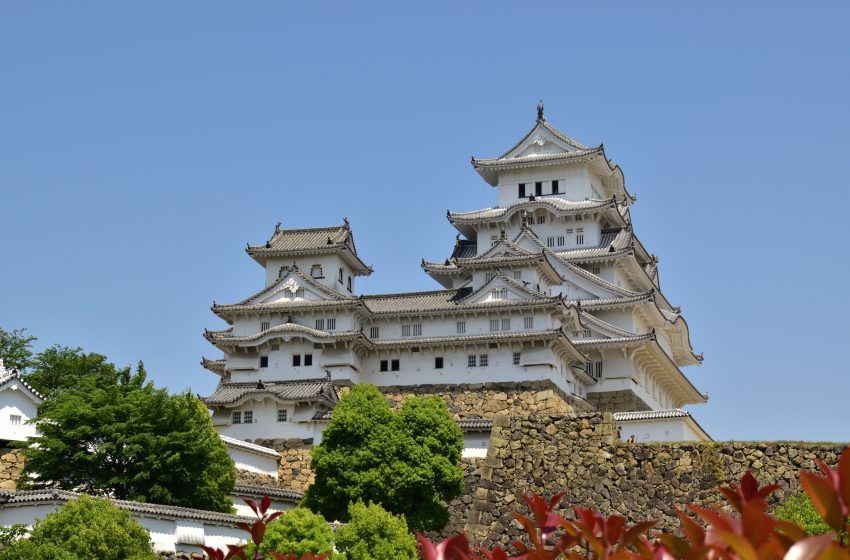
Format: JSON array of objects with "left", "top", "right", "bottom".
[{"left": 202, "top": 105, "right": 710, "bottom": 447}]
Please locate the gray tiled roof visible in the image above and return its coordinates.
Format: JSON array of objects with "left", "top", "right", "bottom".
[
  {"left": 578, "top": 293, "right": 654, "bottom": 309},
  {"left": 457, "top": 418, "right": 493, "bottom": 431},
  {"left": 613, "top": 409, "right": 689, "bottom": 421},
  {"left": 579, "top": 312, "right": 638, "bottom": 338},
  {"left": 232, "top": 484, "right": 302, "bottom": 502},
  {"left": 201, "top": 358, "right": 226, "bottom": 376},
  {"left": 220, "top": 435, "right": 280, "bottom": 458},
  {"left": 450, "top": 239, "right": 477, "bottom": 259},
  {"left": 205, "top": 324, "right": 364, "bottom": 346},
  {"left": 554, "top": 228, "right": 633, "bottom": 262},
  {"left": 572, "top": 333, "right": 655, "bottom": 349},
  {"left": 202, "top": 379, "right": 338, "bottom": 407},
  {"left": 448, "top": 197, "right": 617, "bottom": 223},
  {"left": 245, "top": 222, "right": 373, "bottom": 274},
  {"left": 0, "top": 490, "right": 254, "bottom": 525},
  {"left": 0, "top": 366, "right": 45, "bottom": 401}
]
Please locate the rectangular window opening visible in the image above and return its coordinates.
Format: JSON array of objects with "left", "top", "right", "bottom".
[
  {"left": 260, "top": 356, "right": 269, "bottom": 368},
  {"left": 467, "top": 355, "right": 477, "bottom": 367},
  {"left": 535, "top": 182, "right": 543, "bottom": 196},
  {"left": 304, "top": 354, "right": 313, "bottom": 366},
  {"left": 456, "top": 321, "right": 466, "bottom": 334},
  {"left": 277, "top": 409, "right": 288, "bottom": 422},
  {"left": 243, "top": 411, "right": 253, "bottom": 424},
  {"left": 501, "top": 318, "right": 511, "bottom": 331},
  {"left": 518, "top": 183, "right": 526, "bottom": 198},
  {"left": 292, "top": 355, "right": 301, "bottom": 367},
  {"left": 315, "top": 319, "right": 325, "bottom": 330},
  {"left": 551, "top": 180, "right": 560, "bottom": 194},
  {"left": 260, "top": 321, "right": 270, "bottom": 331},
  {"left": 232, "top": 411, "right": 242, "bottom": 424},
  {"left": 391, "top": 359, "right": 400, "bottom": 371},
  {"left": 327, "top": 318, "right": 336, "bottom": 330},
  {"left": 435, "top": 357, "right": 444, "bottom": 369},
  {"left": 379, "top": 360, "right": 389, "bottom": 372},
  {"left": 369, "top": 326, "right": 379, "bottom": 338},
  {"left": 513, "top": 352, "right": 521, "bottom": 365},
  {"left": 479, "top": 354, "right": 489, "bottom": 367},
  {"left": 524, "top": 317, "right": 534, "bottom": 329}
]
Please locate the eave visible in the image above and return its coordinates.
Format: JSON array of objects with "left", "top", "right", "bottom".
[{"left": 246, "top": 244, "right": 374, "bottom": 276}]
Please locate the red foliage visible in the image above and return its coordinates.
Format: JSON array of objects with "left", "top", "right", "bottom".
[{"left": 418, "top": 447, "right": 850, "bottom": 560}]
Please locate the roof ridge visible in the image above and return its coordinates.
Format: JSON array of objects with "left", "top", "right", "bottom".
[{"left": 361, "top": 288, "right": 463, "bottom": 300}]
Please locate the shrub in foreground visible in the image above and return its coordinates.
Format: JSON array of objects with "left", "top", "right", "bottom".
[
  {"left": 0, "top": 495, "right": 155, "bottom": 560},
  {"left": 334, "top": 501, "right": 417, "bottom": 560},
  {"left": 245, "top": 508, "right": 334, "bottom": 558}
]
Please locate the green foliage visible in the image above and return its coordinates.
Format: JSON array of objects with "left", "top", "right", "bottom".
[
  {"left": 0, "top": 495, "right": 156, "bottom": 560},
  {"left": 0, "top": 525, "right": 27, "bottom": 550},
  {"left": 246, "top": 508, "right": 334, "bottom": 558},
  {"left": 20, "top": 365, "right": 235, "bottom": 512},
  {"left": 334, "top": 501, "right": 417, "bottom": 560},
  {"left": 0, "top": 327, "right": 35, "bottom": 371},
  {"left": 25, "top": 345, "right": 130, "bottom": 399},
  {"left": 775, "top": 493, "right": 834, "bottom": 536},
  {"left": 302, "top": 384, "right": 464, "bottom": 531}
]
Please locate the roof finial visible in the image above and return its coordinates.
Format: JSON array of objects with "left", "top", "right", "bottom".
[
  {"left": 537, "top": 100, "right": 545, "bottom": 122},
  {"left": 274, "top": 222, "right": 281, "bottom": 233}
]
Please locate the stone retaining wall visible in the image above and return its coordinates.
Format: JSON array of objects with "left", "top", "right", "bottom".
[
  {"left": 380, "top": 381, "right": 590, "bottom": 419},
  {"left": 0, "top": 447, "right": 24, "bottom": 491},
  {"left": 462, "top": 413, "right": 847, "bottom": 548},
  {"left": 249, "top": 437, "right": 314, "bottom": 492}
]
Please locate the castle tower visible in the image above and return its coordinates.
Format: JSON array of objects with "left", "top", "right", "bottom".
[{"left": 202, "top": 105, "right": 709, "bottom": 446}]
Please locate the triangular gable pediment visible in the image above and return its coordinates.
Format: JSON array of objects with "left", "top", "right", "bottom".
[
  {"left": 475, "top": 239, "right": 535, "bottom": 260},
  {"left": 512, "top": 228, "right": 547, "bottom": 254},
  {"left": 242, "top": 269, "right": 348, "bottom": 306},
  {"left": 460, "top": 273, "right": 549, "bottom": 305},
  {"left": 501, "top": 120, "right": 590, "bottom": 160},
  {"left": 0, "top": 374, "right": 45, "bottom": 404}
]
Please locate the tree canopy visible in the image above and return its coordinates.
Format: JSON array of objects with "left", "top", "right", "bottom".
[
  {"left": 334, "top": 501, "right": 417, "bottom": 560},
  {"left": 0, "top": 326, "right": 35, "bottom": 371},
  {"left": 24, "top": 345, "right": 130, "bottom": 399},
  {"left": 20, "top": 364, "right": 236, "bottom": 513},
  {"left": 302, "top": 384, "right": 464, "bottom": 531},
  {"left": 246, "top": 508, "right": 335, "bottom": 558}
]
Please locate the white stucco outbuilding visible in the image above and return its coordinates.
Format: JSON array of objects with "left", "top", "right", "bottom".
[{"left": 0, "top": 359, "right": 44, "bottom": 443}]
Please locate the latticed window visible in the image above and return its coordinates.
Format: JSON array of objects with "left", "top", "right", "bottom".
[
  {"left": 277, "top": 409, "right": 288, "bottom": 422},
  {"left": 513, "top": 352, "right": 521, "bottom": 365},
  {"left": 479, "top": 354, "right": 488, "bottom": 367},
  {"left": 243, "top": 411, "right": 253, "bottom": 424},
  {"left": 402, "top": 325, "right": 411, "bottom": 336},
  {"left": 390, "top": 359, "right": 400, "bottom": 371},
  {"left": 380, "top": 360, "right": 388, "bottom": 372},
  {"left": 435, "top": 357, "right": 444, "bottom": 369},
  {"left": 304, "top": 354, "right": 313, "bottom": 366},
  {"left": 490, "top": 319, "right": 499, "bottom": 331},
  {"left": 457, "top": 321, "right": 466, "bottom": 334},
  {"left": 369, "top": 326, "right": 379, "bottom": 338},
  {"left": 485, "top": 272, "right": 495, "bottom": 282},
  {"left": 467, "top": 355, "right": 476, "bottom": 367},
  {"left": 413, "top": 324, "right": 422, "bottom": 336},
  {"left": 232, "top": 411, "right": 242, "bottom": 424},
  {"left": 327, "top": 318, "right": 336, "bottom": 330},
  {"left": 295, "top": 288, "right": 304, "bottom": 298},
  {"left": 311, "top": 264, "right": 323, "bottom": 278},
  {"left": 547, "top": 237, "right": 555, "bottom": 247},
  {"left": 524, "top": 317, "right": 534, "bottom": 329},
  {"left": 576, "top": 227, "right": 584, "bottom": 245},
  {"left": 557, "top": 236, "right": 565, "bottom": 246},
  {"left": 591, "top": 266, "right": 601, "bottom": 275},
  {"left": 315, "top": 318, "right": 325, "bottom": 330},
  {"left": 501, "top": 318, "right": 511, "bottom": 331},
  {"left": 536, "top": 214, "right": 545, "bottom": 224},
  {"left": 261, "top": 321, "right": 270, "bottom": 331},
  {"left": 260, "top": 356, "right": 269, "bottom": 368},
  {"left": 513, "top": 270, "right": 522, "bottom": 280},
  {"left": 9, "top": 415, "right": 21, "bottom": 427}
]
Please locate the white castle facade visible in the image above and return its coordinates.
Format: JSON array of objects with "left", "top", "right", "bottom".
[{"left": 202, "top": 105, "right": 710, "bottom": 446}]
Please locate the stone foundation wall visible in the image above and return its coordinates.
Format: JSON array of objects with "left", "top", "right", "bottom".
[
  {"left": 235, "top": 470, "right": 281, "bottom": 488},
  {"left": 249, "top": 437, "right": 314, "bottom": 492},
  {"left": 463, "top": 413, "right": 847, "bottom": 548},
  {"left": 380, "top": 381, "right": 590, "bottom": 420},
  {"left": 0, "top": 447, "right": 24, "bottom": 490}
]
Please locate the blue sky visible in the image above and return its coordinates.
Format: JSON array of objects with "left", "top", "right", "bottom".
[{"left": 1, "top": 2, "right": 848, "bottom": 442}]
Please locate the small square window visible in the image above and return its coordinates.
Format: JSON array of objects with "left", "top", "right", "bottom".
[
  {"left": 524, "top": 317, "right": 534, "bottom": 329},
  {"left": 547, "top": 237, "right": 555, "bottom": 247},
  {"left": 501, "top": 318, "right": 511, "bottom": 331},
  {"left": 467, "top": 355, "right": 477, "bottom": 367},
  {"left": 277, "top": 409, "right": 288, "bottom": 422},
  {"left": 456, "top": 321, "right": 466, "bottom": 334},
  {"left": 402, "top": 325, "right": 411, "bottom": 337},
  {"left": 369, "top": 326, "right": 379, "bottom": 338},
  {"left": 391, "top": 359, "right": 400, "bottom": 371},
  {"left": 591, "top": 266, "right": 601, "bottom": 275},
  {"left": 435, "top": 357, "right": 444, "bottom": 369},
  {"left": 260, "top": 321, "right": 270, "bottom": 331},
  {"left": 292, "top": 355, "right": 301, "bottom": 367},
  {"left": 535, "top": 182, "right": 543, "bottom": 196},
  {"left": 490, "top": 319, "right": 499, "bottom": 331},
  {"left": 518, "top": 183, "right": 526, "bottom": 198},
  {"left": 551, "top": 180, "right": 560, "bottom": 194},
  {"left": 327, "top": 318, "right": 336, "bottom": 330},
  {"left": 536, "top": 215, "right": 545, "bottom": 224},
  {"left": 9, "top": 414, "right": 21, "bottom": 427},
  {"left": 260, "top": 356, "right": 269, "bottom": 368},
  {"left": 243, "top": 411, "right": 253, "bottom": 424},
  {"left": 479, "top": 354, "right": 489, "bottom": 367},
  {"left": 232, "top": 411, "right": 242, "bottom": 424},
  {"left": 513, "top": 270, "right": 522, "bottom": 280},
  {"left": 380, "top": 360, "right": 388, "bottom": 372},
  {"left": 315, "top": 319, "right": 325, "bottom": 330},
  {"left": 513, "top": 352, "right": 521, "bottom": 365},
  {"left": 304, "top": 354, "right": 313, "bottom": 366},
  {"left": 413, "top": 324, "right": 422, "bottom": 336}
]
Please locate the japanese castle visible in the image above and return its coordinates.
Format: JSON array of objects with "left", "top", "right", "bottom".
[{"left": 202, "top": 104, "right": 710, "bottom": 446}]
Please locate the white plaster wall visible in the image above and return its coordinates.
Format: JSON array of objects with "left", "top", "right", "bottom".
[
  {"left": 213, "top": 400, "right": 320, "bottom": 441},
  {"left": 496, "top": 166, "right": 593, "bottom": 207},
  {"left": 226, "top": 446, "right": 278, "bottom": 477},
  {"left": 618, "top": 418, "right": 704, "bottom": 442},
  {"left": 231, "top": 497, "right": 296, "bottom": 517},
  {"left": 0, "top": 387, "right": 39, "bottom": 441},
  {"left": 463, "top": 431, "right": 490, "bottom": 458}
]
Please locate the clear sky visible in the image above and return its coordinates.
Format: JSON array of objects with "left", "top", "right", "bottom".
[{"left": 1, "top": 2, "right": 848, "bottom": 442}]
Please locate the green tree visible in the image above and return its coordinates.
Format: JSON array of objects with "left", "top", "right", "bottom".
[
  {"left": 25, "top": 345, "right": 127, "bottom": 399},
  {"left": 302, "top": 384, "right": 463, "bottom": 531},
  {"left": 246, "top": 508, "right": 335, "bottom": 558},
  {"left": 0, "top": 495, "right": 156, "bottom": 560},
  {"left": 0, "top": 327, "right": 35, "bottom": 371},
  {"left": 774, "top": 493, "right": 833, "bottom": 536},
  {"left": 19, "top": 366, "right": 235, "bottom": 513},
  {"left": 334, "top": 501, "right": 417, "bottom": 560}
]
